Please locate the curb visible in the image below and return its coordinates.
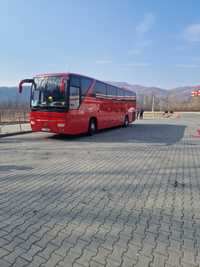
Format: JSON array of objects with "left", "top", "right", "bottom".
[{"left": 0, "top": 131, "right": 32, "bottom": 138}]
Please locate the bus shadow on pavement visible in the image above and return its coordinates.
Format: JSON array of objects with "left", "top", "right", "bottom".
[{"left": 49, "top": 123, "right": 186, "bottom": 145}]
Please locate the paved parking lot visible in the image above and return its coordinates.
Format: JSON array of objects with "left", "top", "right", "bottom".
[{"left": 0, "top": 114, "right": 200, "bottom": 267}]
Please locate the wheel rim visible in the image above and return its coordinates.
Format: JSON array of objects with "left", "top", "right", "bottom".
[
  {"left": 91, "top": 122, "right": 95, "bottom": 131},
  {"left": 125, "top": 118, "right": 128, "bottom": 127},
  {"left": 90, "top": 121, "right": 96, "bottom": 134}
]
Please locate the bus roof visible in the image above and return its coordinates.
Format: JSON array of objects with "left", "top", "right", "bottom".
[{"left": 34, "top": 72, "right": 136, "bottom": 95}]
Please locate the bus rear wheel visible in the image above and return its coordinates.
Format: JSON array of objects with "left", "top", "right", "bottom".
[
  {"left": 88, "top": 119, "right": 97, "bottom": 136},
  {"left": 123, "top": 116, "right": 129, "bottom": 128}
]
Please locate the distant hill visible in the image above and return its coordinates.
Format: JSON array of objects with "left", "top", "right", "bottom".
[
  {"left": 0, "top": 87, "right": 30, "bottom": 103},
  {"left": 110, "top": 82, "right": 168, "bottom": 98},
  {"left": 167, "top": 86, "right": 194, "bottom": 102}
]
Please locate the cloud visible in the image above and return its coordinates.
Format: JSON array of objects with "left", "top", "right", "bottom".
[
  {"left": 125, "top": 62, "right": 151, "bottom": 67},
  {"left": 176, "top": 64, "right": 199, "bottom": 68},
  {"left": 128, "top": 41, "right": 153, "bottom": 56},
  {"left": 128, "top": 15, "right": 155, "bottom": 57},
  {"left": 95, "top": 60, "right": 112, "bottom": 64},
  {"left": 184, "top": 24, "right": 200, "bottom": 42},
  {"left": 136, "top": 14, "right": 155, "bottom": 35}
]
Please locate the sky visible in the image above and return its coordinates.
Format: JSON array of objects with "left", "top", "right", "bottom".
[{"left": 0, "top": 0, "right": 200, "bottom": 88}]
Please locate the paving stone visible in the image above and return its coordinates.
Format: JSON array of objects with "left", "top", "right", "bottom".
[
  {"left": 3, "top": 250, "right": 25, "bottom": 265},
  {"left": 0, "top": 248, "right": 10, "bottom": 258},
  {"left": 89, "top": 260, "right": 104, "bottom": 267},
  {"left": 54, "top": 241, "right": 73, "bottom": 257},
  {"left": 38, "top": 243, "right": 57, "bottom": 260},
  {"left": 181, "top": 249, "right": 198, "bottom": 266},
  {"left": 134, "top": 254, "right": 152, "bottom": 267},
  {"left": 12, "top": 257, "right": 29, "bottom": 267},
  {"left": 58, "top": 250, "right": 80, "bottom": 266},
  {"left": 150, "top": 253, "right": 167, "bottom": 267},
  {"left": 20, "top": 244, "right": 42, "bottom": 261},
  {"left": 75, "top": 249, "right": 95, "bottom": 266},
  {"left": 0, "top": 259, "right": 12, "bottom": 267},
  {"left": 107, "top": 245, "right": 124, "bottom": 264},
  {"left": 41, "top": 252, "right": 63, "bottom": 267},
  {"left": 166, "top": 250, "right": 181, "bottom": 266},
  {"left": 25, "top": 255, "right": 46, "bottom": 267}
]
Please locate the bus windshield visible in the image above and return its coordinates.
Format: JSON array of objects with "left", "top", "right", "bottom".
[{"left": 31, "top": 76, "right": 67, "bottom": 109}]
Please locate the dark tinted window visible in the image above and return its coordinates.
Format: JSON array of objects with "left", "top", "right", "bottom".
[
  {"left": 93, "top": 81, "right": 106, "bottom": 97},
  {"left": 81, "top": 77, "right": 92, "bottom": 97},
  {"left": 69, "top": 86, "right": 80, "bottom": 109},
  {"left": 130, "top": 91, "right": 135, "bottom": 97},
  {"left": 125, "top": 91, "right": 135, "bottom": 99},
  {"left": 112, "top": 86, "right": 117, "bottom": 96},
  {"left": 107, "top": 86, "right": 112, "bottom": 96},
  {"left": 107, "top": 86, "right": 117, "bottom": 97},
  {"left": 70, "top": 75, "right": 80, "bottom": 87},
  {"left": 118, "top": 89, "right": 124, "bottom": 98}
]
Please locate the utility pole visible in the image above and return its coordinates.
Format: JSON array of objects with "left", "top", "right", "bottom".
[{"left": 152, "top": 95, "right": 155, "bottom": 112}]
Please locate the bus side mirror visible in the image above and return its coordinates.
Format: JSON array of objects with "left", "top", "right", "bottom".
[
  {"left": 19, "top": 81, "right": 23, "bottom": 93},
  {"left": 18, "top": 79, "right": 34, "bottom": 93},
  {"left": 60, "top": 79, "right": 65, "bottom": 93}
]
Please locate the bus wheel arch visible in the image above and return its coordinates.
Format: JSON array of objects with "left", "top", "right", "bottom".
[{"left": 88, "top": 117, "right": 98, "bottom": 135}]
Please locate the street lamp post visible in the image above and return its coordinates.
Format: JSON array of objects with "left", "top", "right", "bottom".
[{"left": 152, "top": 95, "right": 155, "bottom": 113}]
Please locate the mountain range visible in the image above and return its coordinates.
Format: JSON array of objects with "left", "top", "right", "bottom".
[
  {"left": 0, "top": 83, "right": 195, "bottom": 103},
  {"left": 0, "top": 87, "right": 30, "bottom": 103}
]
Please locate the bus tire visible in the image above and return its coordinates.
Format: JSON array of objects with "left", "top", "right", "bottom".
[
  {"left": 88, "top": 118, "right": 97, "bottom": 136},
  {"left": 123, "top": 116, "right": 129, "bottom": 128}
]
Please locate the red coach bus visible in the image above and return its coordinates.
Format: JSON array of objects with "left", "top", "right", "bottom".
[{"left": 19, "top": 73, "right": 136, "bottom": 135}]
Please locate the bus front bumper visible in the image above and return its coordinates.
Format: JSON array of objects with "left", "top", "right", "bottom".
[{"left": 30, "top": 119, "right": 67, "bottom": 134}]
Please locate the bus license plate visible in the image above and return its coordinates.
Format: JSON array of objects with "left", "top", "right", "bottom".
[{"left": 42, "top": 128, "right": 50, "bottom": 132}]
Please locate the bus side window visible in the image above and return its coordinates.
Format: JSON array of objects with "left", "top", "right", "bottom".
[
  {"left": 69, "top": 86, "right": 80, "bottom": 109},
  {"left": 93, "top": 81, "right": 106, "bottom": 98},
  {"left": 69, "top": 75, "right": 81, "bottom": 109},
  {"left": 81, "top": 77, "right": 92, "bottom": 98},
  {"left": 111, "top": 86, "right": 117, "bottom": 98}
]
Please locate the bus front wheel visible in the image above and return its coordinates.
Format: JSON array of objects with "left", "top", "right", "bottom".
[{"left": 88, "top": 119, "right": 97, "bottom": 136}]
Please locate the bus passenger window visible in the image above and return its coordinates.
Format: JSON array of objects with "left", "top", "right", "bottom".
[
  {"left": 81, "top": 77, "right": 92, "bottom": 98},
  {"left": 69, "top": 86, "right": 80, "bottom": 109},
  {"left": 94, "top": 82, "right": 106, "bottom": 98}
]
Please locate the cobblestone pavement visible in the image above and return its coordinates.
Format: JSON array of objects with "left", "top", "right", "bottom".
[{"left": 0, "top": 113, "right": 200, "bottom": 267}]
